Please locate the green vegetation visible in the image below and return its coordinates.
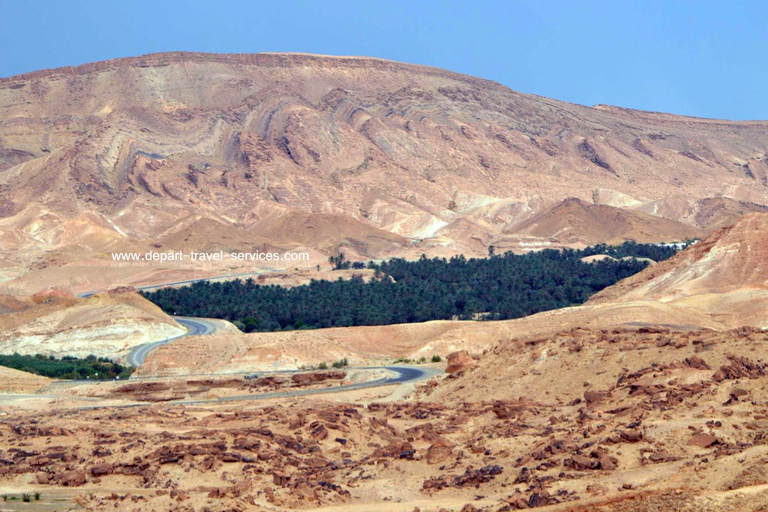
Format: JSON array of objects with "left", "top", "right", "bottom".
[
  {"left": 431, "top": 355, "right": 442, "bottom": 363},
  {"left": 143, "top": 242, "right": 685, "bottom": 333},
  {"left": 332, "top": 358, "right": 349, "bottom": 369},
  {"left": 328, "top": 253, "right": 366, "bottom": 270},
  {"left": 303, "top": 359, "right": 348, "bottom": 370},
  {"left": 0, "top": 492, "right": 39, "bottom": 502},
  {"left": 0, "top": 354, "right": 134, "bottom": 380}
]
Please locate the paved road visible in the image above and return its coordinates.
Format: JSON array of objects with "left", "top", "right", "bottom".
[
  {"left": 74, "top": 365, "right": 442, "bottom": 410},
  {"left": 126, "top": 317, "right": 219, "bottom": 367},
  {"left": 173, "top": 365, "right": 441, "bottom": 405},
  {"left": 72, "top": 275, "right": 444, "bottom": 398}
]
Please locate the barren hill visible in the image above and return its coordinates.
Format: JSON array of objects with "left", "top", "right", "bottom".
[
  {"left": 506, "top": 197, "right": 701, "bottom": 245},
  {"left": 4, "top": 52, "right": 768, "bottom": 278},
  {"left": 0, "top": 290, "right": 184, "bottom": 358},
  {"left": 587, "top": 212, "right": 768, "bottom": 327},
  {"left": 0, "top": 364, "right": 49, "bottom": 392}
]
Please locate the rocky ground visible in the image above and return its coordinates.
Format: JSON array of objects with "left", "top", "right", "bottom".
[
  {"left": 4, "top": 326, "right": 768, "bottom": 511},
  {"left": 3, "top": 212, "right": 768, "bottom": 510}
]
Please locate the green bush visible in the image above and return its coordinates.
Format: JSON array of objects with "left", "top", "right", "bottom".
[{"left": 431, "top": 355, "right": 442, "bottom": 363}]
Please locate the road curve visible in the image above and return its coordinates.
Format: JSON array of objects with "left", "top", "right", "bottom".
[
  {"left": 173, "top": 366, "right": 442, "bottom": 405},
  {"left": 78, "top": 275, "right": 258, "bottom": 368},
  {"left": 74, "top": 365, "right": 442, "bottom": 410},
  {"left": 76, "top": 278, "right": 445, "bottom": 397},
  {"left": 126, "top": 317, "right": 219, "bottom": 367}
]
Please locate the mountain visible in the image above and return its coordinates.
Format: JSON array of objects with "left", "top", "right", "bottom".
[
  {"left": 3, "top": 52, "right": 768, "bottom": 283},
  {"left": 506, "top": 197, "right": 701, "bottom": 245},
  {"left": 588, "top": 212, "right": 768, "bottom": 327}
]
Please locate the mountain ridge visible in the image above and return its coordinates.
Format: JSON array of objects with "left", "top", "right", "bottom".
[
  {"left": 6, "top": 51, "right": 768, "bottom": 124},
  {"left": 0, "top": 51, "right": 508, "bottom": 91},
  {"left": 4, "top": 51, "right": 768, "bottom": 291}
]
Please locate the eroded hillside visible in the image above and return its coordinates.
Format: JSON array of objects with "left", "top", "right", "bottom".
[{"left": 3, "top": 52, "right": 768, "bottom": 288}]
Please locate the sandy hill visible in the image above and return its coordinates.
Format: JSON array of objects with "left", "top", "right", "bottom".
[
  {"left": 3, "top": 52, "right": 768, "bottom": 283},
  {"left": 506, "top": 197, "right": 701, "bottom": 244},
  {"left": 588, "top": 212, "right": 768, "bottom": 327},
  {"left": 0, "top": 364, "right": 50, "bottom": 392},
  {"left": 0, "top": 290, "right": 184, "bottom": 359}
]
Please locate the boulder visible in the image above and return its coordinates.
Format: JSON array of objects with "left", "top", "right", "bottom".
[
  {"left": 426, "top": 440, "right": 453, "bottom": 465},
  {"left": 584, "top": 390, "right": 608, "bottom": 406},
  {"left": 373, "top": 441, "right": 413, "bottom": 459},
  {"left": 446, "top": 350, "right": 475, "bottom": 374},
  {"left": 689, "top": 433, "right": 718, "bottom": 448},
  {"left": 60, "top": 469, "right": 87, "bottom": 487},
  {"left": 90, "top": 463, "right": 113, "bottom": 477}
]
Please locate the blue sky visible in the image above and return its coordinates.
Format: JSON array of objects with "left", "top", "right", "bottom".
[{"left": 1, "top": 0, "right": 766, "bottom": 120}]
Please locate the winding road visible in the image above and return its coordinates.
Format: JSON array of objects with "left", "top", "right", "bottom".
[
  {"left": 168, "top": 366, "right": 441, "bottom": 405},
  {"left": 70, "top": 365, "right": 442, "bottom": 410},
  {"left": 76, "top": 276, "right": 443, "bottom": 396},
  {"left": 79, "top": 282, "right": 227, "bottom": 367},
  {"left": 125, "top": 317, "right": 218, "bottom": 367}
]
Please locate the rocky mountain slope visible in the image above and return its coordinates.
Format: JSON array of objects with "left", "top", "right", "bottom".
[
  {"left": 3, "top": 52, "right": 768, "bottom": 278},
  {"left": 589, "top": 212, "right": 768, "bottom": 327},
  {"left": 0, "top": 289, "right": 184, "bottom": 358}
]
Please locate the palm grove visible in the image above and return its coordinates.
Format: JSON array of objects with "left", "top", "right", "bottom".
[{"left": 142, "top": 242, "right": 681, "bottom": 333}]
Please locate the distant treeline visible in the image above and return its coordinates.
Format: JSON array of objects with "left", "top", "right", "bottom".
[
  {"left": 142, "top": 241, "right": 683, "bottom": 333},
  {"left": 0, "top": 354, "right": 134, "bottom": 380}
]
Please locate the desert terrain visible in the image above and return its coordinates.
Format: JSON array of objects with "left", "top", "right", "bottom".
[
  {"left": 3, "top": 52, "right": 768, "bottom": 293},
  {"left": 0, "top": 288, "right": 184, "bottom": 359},
  {"left": 4, "top": 53, "right": 768, "bottom": 511},
  {"left": 1, "top": 207, "right": 768, "bottom": 511}
]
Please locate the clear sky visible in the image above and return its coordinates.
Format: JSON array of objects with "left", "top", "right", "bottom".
[{"left": 1, "top": 0, "right": 766, "bottom": 120}]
